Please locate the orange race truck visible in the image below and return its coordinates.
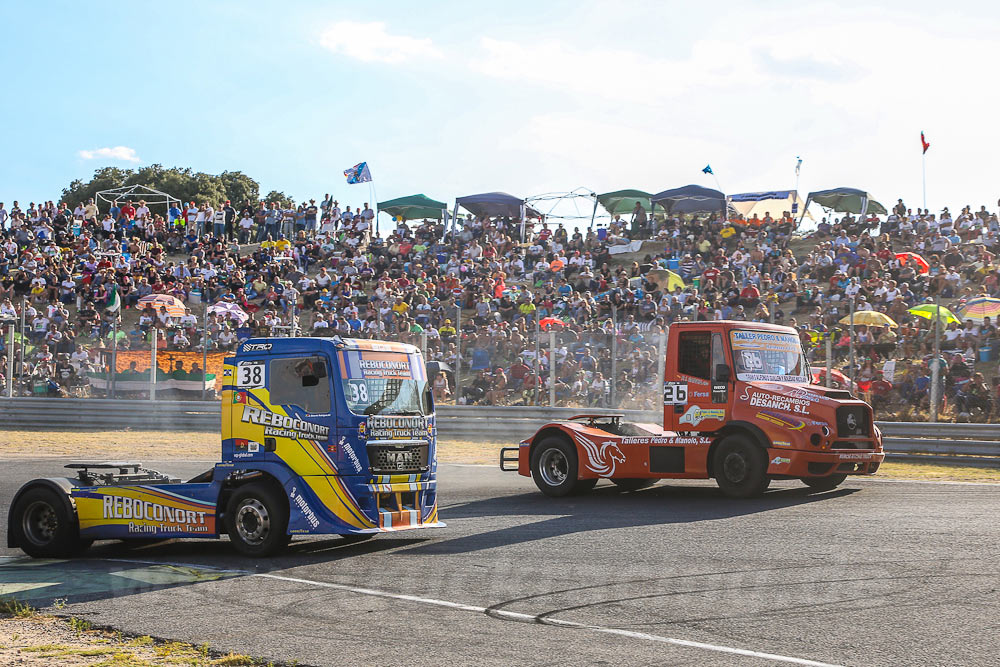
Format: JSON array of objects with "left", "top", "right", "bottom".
[{"left": 501, "top": 321, "right": 884, "bottom": 498}]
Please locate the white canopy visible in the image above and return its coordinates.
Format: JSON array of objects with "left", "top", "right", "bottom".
[
  {"left": 95, "top": 184, "right": 182, "bottom": 210},
  {"left": 727, "top": 190, "right": 812, "bottom": 221}
]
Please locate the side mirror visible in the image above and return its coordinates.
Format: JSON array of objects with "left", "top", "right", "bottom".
[{"left": 715, "top": 364, "right": 731, "bottom": 383}]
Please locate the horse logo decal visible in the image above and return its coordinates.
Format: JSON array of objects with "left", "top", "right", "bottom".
[{"left": 575, "top": 433, "right": 626, "bottom": 477}]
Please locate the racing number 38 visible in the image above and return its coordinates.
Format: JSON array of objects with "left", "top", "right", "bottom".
[{"left": 237, "top": 362, "right": 265, "bottom": 388}]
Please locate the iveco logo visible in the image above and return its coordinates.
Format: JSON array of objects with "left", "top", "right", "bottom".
[{"left": 846, "top": 413, "right": 858, "bottom": 431}]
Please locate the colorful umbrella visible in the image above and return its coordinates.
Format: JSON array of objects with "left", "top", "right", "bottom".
[
  {"left": 958, "top": 297, "right": 1000, "bottom": 324},
  {"left": 895, "top": 252, "right": 929, "bottom": 274},
  {"left": 811, "top": 368, "right": 850, "bottom": 388},
  {"left": 907, "top": 304, "right": 961, "bottom": 325},
  {"left": 539, "top": 317, "right": 565, "bottom": 331},
  {"left": 208, "top": 302, "right": 249, "bottom": 325},
  {"left": 647, "top": 269, "right": 686, "bottom": 292},
  {"left": 137, "top": 293, "right": 187, "bottom": 317},
  {"left": 839, "top": 311, "right": 898, "bottom": 328}
]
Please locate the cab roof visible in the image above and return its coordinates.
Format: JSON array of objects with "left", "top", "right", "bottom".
[
  {"left": 669, "top": 320, "right": 797, "bottom": 335},
  {"left": 237, "top": 336, "right": 420, "bottom": 356}
]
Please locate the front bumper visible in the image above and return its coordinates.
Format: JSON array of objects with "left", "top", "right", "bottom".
[{"left": 767, "top": 448, "right": 884, "bottom": 478}]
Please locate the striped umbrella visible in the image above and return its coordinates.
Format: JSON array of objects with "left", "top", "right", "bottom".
[
  {"left": 958, "top": 297, "right": 1000, "bottom": 324},
  {"left": 137, "top": 293, "right": 187, "bottom": 317}
]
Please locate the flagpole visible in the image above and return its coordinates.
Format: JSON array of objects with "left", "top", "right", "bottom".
[
  {"left": 922, "top": 151, "right": 927, "bottom": 211},
  {"left": 370, "top": 181, "right": 379, "bottom": 237}
]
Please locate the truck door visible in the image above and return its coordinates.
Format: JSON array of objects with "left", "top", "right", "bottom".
[
  {"left": 261, "top": 354, "right": 336, "bottom": 475},
  {"left": 668, "top": 330, "right": 730, "bottom": 432}
]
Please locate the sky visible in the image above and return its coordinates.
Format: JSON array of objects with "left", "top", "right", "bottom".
[{"left": 2, "top": 0, "right": 1000, "bottom": 222}]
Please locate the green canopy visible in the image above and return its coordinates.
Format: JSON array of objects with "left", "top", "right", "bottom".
[
  {"left": 597, "top": 189, "right": 664, "bottom": 216},
  {"left": 805, "top": 187, "right": 887, "bottom": 215},
  {"left": 377, "top": 194, "right": 448, "bottom": 221}
]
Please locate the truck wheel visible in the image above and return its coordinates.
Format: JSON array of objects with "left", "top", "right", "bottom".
[
  {"left": 11, "top": 487, "right": 91, "bottom": 558},
  {"left": 802, "top": 474, "right": 847, "bottom": 492},
  {"left": 713, "top": 435, "right": 770, "bottom": 498},
  {"left": 611, "top": 479, "right": 657, "bottom": 492},
  {"left": 531, "top": 437, "right": 591, "bottom": 497},
  {"left": 226, "top": 483, "right": 289, "bottom": 557}
]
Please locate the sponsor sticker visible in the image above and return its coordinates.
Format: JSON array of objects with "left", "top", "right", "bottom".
[
  {"left": 233, "top": 438, "right": 261, "bottom": 459},
  {"left": 240, "top": 405, "right": 330, "bottom": 440},
  {"left": 678, "top": 405, "right": 725, "bottom": 427},
  {"left": 770, "top": 456, "right": 791, "bottom": 466},
  {"left": 289, "top": 485, "right": 320, "bottom": 529},
  {"left": 755, "top": 410, "right": 805, "bottom": 430},
  {"left": 772, "top": 440, "right": 792, "bottom": 447}
]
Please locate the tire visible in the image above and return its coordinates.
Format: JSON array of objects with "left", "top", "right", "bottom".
[
  {"left": 802, "top": 474, "right": 848, "bottom": 492},
  {"left": 712, "top": 435, "right": 770, "bottom": 498},
  {"left": 530, "top": 437, "right": 593, "bottom": 497},
  {"left": 611, "top": 479, "right": 657, "bottom": 492},
  {"left": 11, "top": 486, "right": 91, "bottom": 558},
  {"left": 225, "top": 483, "right": 289, "bottom": 557}
]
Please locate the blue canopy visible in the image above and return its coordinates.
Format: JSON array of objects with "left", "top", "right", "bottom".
[
  {"left": 650, "top": 185, "right": 725, "bottom": 215},
  {"left": 455, "top": 192, "right": 541, "bottom": 219},
  {"left": 729, "top": 190, "right": 794, "bottom": 202}
]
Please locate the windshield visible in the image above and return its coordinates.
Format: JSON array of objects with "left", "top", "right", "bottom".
[
  {"left": 730, "top": 330, "right": 809, "bottom": 383},
  {"left": 340, "top": 350, "right": 431, "bottom": 416}
]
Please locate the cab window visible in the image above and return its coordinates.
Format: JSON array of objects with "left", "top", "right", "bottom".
[
  {"left": 269, "top": 356, "right": 331, "bottom": 414},
  {"left": 711, "top": 333, "right": 726, "bottom": 380},
  {"left": 677, "top": 331, "right": 712, "bottom": 380}
]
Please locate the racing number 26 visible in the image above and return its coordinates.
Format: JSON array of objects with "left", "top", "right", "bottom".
[{"left": 663, "top": 382, "right": 688, "bottom": 405}]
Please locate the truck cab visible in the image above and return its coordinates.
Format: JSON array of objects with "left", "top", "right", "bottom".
[
  {"left": 502, "top": 321, "right": 884, "bottom": 498},
  {"left": 9, "top": 336, "right": 443, "bottom": 559}
]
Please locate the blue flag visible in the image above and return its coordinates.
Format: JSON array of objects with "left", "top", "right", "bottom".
[
  {"left": 702, "top": 164, "right": 713, "bottom": 175},
  {"left": 344, "top": 162, "right": 372, "bottom": 184}
]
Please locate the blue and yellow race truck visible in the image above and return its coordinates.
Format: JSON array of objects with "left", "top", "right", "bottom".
[{"left": 8, "top": 337, "right": 443, "bottom": 557}]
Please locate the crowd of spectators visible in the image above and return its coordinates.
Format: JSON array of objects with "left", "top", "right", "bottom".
[{"left": 0, "top": 191, "right": 998, "bottom": 419}]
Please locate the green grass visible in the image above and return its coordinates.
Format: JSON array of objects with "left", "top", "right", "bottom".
[{"left": 0, "top": 597, "right": 37, "bottom": 617}]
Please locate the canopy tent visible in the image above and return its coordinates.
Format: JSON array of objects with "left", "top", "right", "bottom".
[
  {"left": 453, "top": 192, "right": 542, "bottom": 240},
  {"left": 377, "top": 194, "right": 449, "bottom": 221},
  {"left": 95, "top": 184, "right": 182, "bottom": 213},
  {"left": 800, "top": 187, "right": 886, "bottom": 225},
  {"left": 596, "top": 189, "right": 665, "bottom": 217},
  {"left": 650, "top": 185, "right": 725, "bottom": 215},
  {"left": 454, "top": 192, "right": 541, "bottom": 219},
  {"left": 727, "top": 190, "right": 811, "bottom": 222}
]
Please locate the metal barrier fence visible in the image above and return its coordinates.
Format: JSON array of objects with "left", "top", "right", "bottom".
[{"left": 0, "top": 398, "right": 997, "bottom": 466}]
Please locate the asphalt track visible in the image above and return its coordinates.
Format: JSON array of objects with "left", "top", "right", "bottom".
[{"left": 1, "top": 459, "right": 998, "bottom": 666}]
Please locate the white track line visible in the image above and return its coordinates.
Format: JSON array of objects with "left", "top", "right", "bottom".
[
  {"left": 100, "top": 557, "right": 839, "bottom": 664},
  {"left": 253, "top": 572, "right": 840, "bottom": 666}
]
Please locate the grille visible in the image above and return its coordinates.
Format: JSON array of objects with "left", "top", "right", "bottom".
[
  {"left": 836, "top": 405, "right": 871, "bottom": 437},
  {"left": 831, "top": 440, "right": 864, "bottom": 449},
  {"left": 367, "top": 444, "right": 429, "bottom": 473}
]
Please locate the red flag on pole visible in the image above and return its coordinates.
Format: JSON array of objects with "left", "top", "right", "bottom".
[{"left": 921, "top": 131, "right": 930, "bottom": 154}]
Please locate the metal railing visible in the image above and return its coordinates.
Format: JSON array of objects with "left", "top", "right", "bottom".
[{"left": 0, "top": 399, "right": 996, "bottom": 466}]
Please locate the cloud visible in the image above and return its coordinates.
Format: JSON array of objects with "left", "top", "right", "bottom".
[
  {"left": 78, "top": 146, "right": 141, "bottom": 163},
  {"left": 319, "top": 21, "right": 441, "bottom": 64}
]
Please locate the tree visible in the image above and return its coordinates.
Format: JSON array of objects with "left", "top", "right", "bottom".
[
  {"left": 59, "top": 165, "right": 266, "bottom": 213},
  {"left": 219, "top": 171, "right": 259, "bottom": 206},
  {"left": 263, "top": 190, "right": 294, "bottom": 207}
]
